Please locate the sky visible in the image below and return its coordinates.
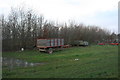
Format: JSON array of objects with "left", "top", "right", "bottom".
[{"left": 0, "top": 0, "right": 119, "bottom": 33}]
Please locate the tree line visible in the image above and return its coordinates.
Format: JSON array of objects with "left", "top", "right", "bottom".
[{"left": 0, "top": 7, "right": 118, "bottom": 51}]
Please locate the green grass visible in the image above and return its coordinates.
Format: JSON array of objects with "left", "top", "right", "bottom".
[{"left": 2, "top": 45, "right": 118, "bottom": 78}]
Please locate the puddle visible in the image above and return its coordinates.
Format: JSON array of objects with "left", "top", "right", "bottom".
[{"left": 2, "top": 57, "right": 46, "bottom": 69}]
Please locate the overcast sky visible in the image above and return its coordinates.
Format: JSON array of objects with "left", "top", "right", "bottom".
[{"left": 0, "top": 0, "right": 119, "bottom": 33}]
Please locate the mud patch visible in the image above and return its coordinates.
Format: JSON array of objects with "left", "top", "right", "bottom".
[{"left": 2, "top": 57, "right": 46, "bottom": 69}]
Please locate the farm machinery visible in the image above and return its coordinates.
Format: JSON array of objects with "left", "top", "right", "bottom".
[
  {"left": 98, "top": 39, "right": 119, "bottom": 45},
  {"left": 36, "top": 38, "right": 89, "bottom": 54},
  {"left": 36, "top": 38, "right": 64, "bottom": 54},
  {"left": 71, "top": 40, "right": 89, "bottom": 46}
]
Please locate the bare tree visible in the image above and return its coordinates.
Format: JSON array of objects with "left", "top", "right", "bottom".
[{"left": 1, "top": 6, "right": 111, "bottom": 51}]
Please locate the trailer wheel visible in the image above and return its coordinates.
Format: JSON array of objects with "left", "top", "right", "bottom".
[{"left": 47, "top": 48, "right": 53, "bottom": 54}]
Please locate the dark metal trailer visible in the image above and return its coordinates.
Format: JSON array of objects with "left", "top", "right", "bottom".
[
  {"left": 37, "top": 38, "right": 64, "bottom": 54},
  {"left": 71, "top": 40, "right": 89, "bottom": 46}
]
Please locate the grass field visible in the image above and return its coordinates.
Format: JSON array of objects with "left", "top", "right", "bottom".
[{"left": 2, "top": 45, "right": 118, "bottom": 78}]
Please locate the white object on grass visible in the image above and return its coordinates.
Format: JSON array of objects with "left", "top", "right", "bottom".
[
  {"left": 21, "top": 48, "right": 24, "bottom": 51},
  {"left": 75, "top": 58, "right": 79, "bottom": 61}
]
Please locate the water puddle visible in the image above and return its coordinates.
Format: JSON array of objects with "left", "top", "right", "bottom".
[{"left": 2, "top": 57, "right": 46, "bottom": 69}]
